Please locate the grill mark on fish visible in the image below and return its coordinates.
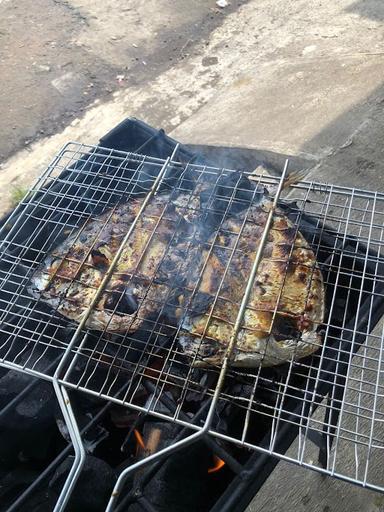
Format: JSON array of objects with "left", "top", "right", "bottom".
[
  {"left": 29, "top": 172, "right": 324, "bottom": 368},
  {"left": 29, "top": 191, "right": 207, "bottom": 332},
  {"left": 179, "top": 199, "right": 325, "bottom": 368}
]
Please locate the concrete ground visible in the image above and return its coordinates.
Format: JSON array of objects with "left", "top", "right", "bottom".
[{"left": 1, "top": 0, "right": 384, "bottom": 510}]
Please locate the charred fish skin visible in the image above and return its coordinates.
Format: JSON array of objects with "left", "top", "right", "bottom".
[
  {"left": 178, "top": 199, "right": 325, "bottom": 368},
  {"left": 28, "top": 189, "right": 206, "bottom": 333}
]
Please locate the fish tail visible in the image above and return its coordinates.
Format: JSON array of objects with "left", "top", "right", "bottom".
[
  {"left": 249, "top": 167, "right": 308, "bottom": 192},
  {"left": 282, "top": 168, "right": 308, "bottom": 189}
]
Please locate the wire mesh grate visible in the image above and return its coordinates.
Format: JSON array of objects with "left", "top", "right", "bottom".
[{"left": 1, "top": 142, "right": 384, "bottom": 492}]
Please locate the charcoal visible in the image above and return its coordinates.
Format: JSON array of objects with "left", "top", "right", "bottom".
[
  {"left": 15, "top": 491, "right": 58, "bottom": 512},
  {"left": 0, "top": 468, "right": 36, "bottom": 509},
  {"left": 49, "top": 455, "right": 116, "bottom": 511},
  {"left": 55, "top": 392, "right": 111, "bottom": 453},
  {"left": 14, "top": 383, "right": 54, "bottom": 419},
  {"left": 127, "top": 421, "right": 213, "bottom": 512},
  {"left": 9, "top": 383, "right": 55, "bottom": 430},
  {"left": 0, "top": 468, "right": 57, "bottom": 512},
  {"left": 0, "top": 371, "right": 55, "bottom": 421},
  {"left": 0, "top": 370, "right": 58, "bottom": 467},
  {"left": 65, "top": 350, "right": 129, "bottom": 396},
  {"left": 110, "top": 406, "right": 141, "bottom": 429},
  {"left": 56, "top": 416, "right": 109, "bottom": 454},
  {"left": 0, "top": 427, "right": 60, "bottom": 469}
]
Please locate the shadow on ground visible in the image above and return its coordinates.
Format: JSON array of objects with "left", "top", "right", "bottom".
[
  {"left": 346, "top": 0, "right": 384, "bottom": 21},
  {"left": 300, "top": 81, "right": 384, "bottom": 188}
]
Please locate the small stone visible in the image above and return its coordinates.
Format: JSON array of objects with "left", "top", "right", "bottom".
[
  {"left": 302, "top": 45, "right": 317, "bottom": 55},
  {"left": 202, "top": 56, "right": 219, "bottom": 66},
  {"left": 38, "top": 64, "right": 51, "bottom": 72}
]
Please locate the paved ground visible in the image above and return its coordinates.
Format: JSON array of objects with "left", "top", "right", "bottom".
[
  {"left": 1, "top": 0, "right": 384, "bottom": 510},
  {"left": 0, "top": 0, "right": 245, "bottom": 161}
]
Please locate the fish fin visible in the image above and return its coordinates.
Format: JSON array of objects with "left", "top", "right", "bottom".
[
  {"left": 249, "top": 167, "right": 307, "bottom": 192},
  {"left": 282, "top": 168, "right": 308, "bottom": 189}
]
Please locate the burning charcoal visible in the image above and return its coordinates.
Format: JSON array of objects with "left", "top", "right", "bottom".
[
  {"left": 49, "top": 455, "right": 116, "bottom": 512},
  {"left": 127, "top": 421, "right": 214, "bottom": 512}
]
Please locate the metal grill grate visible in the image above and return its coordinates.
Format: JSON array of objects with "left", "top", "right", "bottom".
[{"left": 1, "top": 142, "right": 384, "bottom": 502}]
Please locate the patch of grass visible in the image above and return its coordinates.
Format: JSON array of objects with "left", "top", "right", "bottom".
[{"left": 10, "top": 184, "right": 29, "bottom": 208}]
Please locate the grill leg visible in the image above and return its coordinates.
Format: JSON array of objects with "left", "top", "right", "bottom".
[{"left": 52, "top": 382, "right": 86, "bottom": 512}]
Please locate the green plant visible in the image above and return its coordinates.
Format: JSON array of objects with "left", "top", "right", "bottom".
[{"left": 10, "top": 184, "right": 29, "bottom": 207}]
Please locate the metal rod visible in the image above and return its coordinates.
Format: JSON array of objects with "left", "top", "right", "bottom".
[
  {"left": 53, "top": 151, "right": 177, "bottom": 383},
  {"left": 0, "top": 355, "right": 61, "bottom": 418},
  {"left": 52, "top": 381, "right": 86, "bottom": 512},
  {"left": 6, "top": 380, "right": 130, "bottom": 512},
  {"left": 143, "top": 380, "right": 243, "bottom": 475},
  {"left": 51, "top": 147, "right": 179, "bottom": 512},
  {"left": 2, "top": 142, "right": 384, "bottom": 501},
  {"left": 0, "top": 142, "right": 75, "bottom": 251},
  {"left": 105, "top": 160, "right": 290, "bottom": 511}
]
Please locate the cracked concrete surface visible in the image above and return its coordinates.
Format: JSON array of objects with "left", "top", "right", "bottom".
[{"left": 1, "top": 0, "right": 384, "bottom": 510}]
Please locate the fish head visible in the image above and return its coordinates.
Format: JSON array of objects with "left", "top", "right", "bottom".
[{"left": 178, "top": 331, "right": 226, "bottom": 367}]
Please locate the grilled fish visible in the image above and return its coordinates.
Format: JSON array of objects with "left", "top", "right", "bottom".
[
  {"left": 29, "top": 190, "right": 203, "bottom": 332},
  {"left": 30, "top": 169, "right": 324, "bottom": 368},
  {"left": 179, "top": 190, "right": 325, "bottom": 367}
]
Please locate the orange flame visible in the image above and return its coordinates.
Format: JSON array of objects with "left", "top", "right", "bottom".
[
  {"left": 207, "top": 455, "right": 225, "bottom": 474},
  {"left": 134, "top": 429, "right": 146, "bottom": 451}
]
